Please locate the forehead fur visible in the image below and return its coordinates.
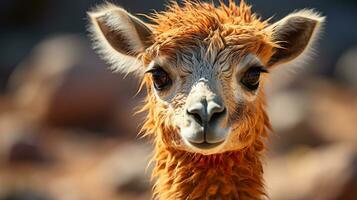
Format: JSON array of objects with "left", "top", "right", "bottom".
[{"left": 145, "top": 0, "right": 275, "bottom": 61}]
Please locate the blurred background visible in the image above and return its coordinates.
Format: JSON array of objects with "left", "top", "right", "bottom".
[{"left": 0, "top": 0, "right": 356, "bottom": 200}]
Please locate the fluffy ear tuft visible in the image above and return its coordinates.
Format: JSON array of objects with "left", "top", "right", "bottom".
[
  {"left": 88, "top": 3, "right": 153, "bottom": 76},
  {"left": 266, "top": 9, "right": 325, "bottom": 67}
]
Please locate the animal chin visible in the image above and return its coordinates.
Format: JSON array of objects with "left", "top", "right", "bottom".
[
  {"left": 184, "top": 140, "right": 226, "bottom": 155},
  {"left": 180, "top": 127, "right": 230, "bottom": 155}
]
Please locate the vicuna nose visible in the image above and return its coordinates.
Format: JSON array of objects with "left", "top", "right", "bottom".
[{"left": 187, "top": 100, "right": 226, "bottom": 126}]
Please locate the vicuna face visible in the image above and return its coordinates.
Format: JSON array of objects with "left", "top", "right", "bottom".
[{"left": 89, "top": 1, "right": 324, "bottom": 155}]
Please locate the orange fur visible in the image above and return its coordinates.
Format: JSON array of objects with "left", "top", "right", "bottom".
[
  {"left": 136, "top": 1, "right": 274, "bottom": 199},
  {"left": 88, "top": 0, "right": 324, "bottom": 199},
  {"left": 140, "top": 87, "right": 272, "bottom": 199},
  {"left": 149, "top": 108, "right": 271, "bottom": 200},
  {"left": 140, "top": 85, "right": 271, "bottom": 200},
  {"left": 142, "top": 0, "right": 276, "bottom": 64}
]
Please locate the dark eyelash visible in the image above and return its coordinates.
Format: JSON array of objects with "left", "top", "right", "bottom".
[
  {"left": 250, "top": 65, "right": 269, "bottom": 73},
  {"left": 145, "top": 64, "right": 165, "bottom": 74},
  {"left": 145, "top": 66, "right": 160, "bottom": 74},
  {"left": 145, "top": 69, "right": 155, "bottom": 74}
]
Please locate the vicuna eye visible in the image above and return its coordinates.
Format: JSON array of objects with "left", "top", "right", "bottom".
[
  {"left": 148, "top": 67, "right": 172, "bottom": 91},
  {"left": 240, "top": 66, "right": 268, "bottom": 91}
]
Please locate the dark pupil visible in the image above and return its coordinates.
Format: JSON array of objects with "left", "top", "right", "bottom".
[
  {"left": 241, "top": 68, "right": 261, "bottom": 90},
  {"left": 152, "top": 68, "right": 171, "bottom": 90}
]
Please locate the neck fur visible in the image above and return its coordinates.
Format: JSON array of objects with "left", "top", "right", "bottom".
[
  {"left": 151, "top": 139, "right": 266, "bottom": 200},
  {"left": 140, "top": 90, "right": 270, "bottom": 200}
]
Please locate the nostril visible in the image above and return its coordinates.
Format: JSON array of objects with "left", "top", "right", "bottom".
[
  {"left": 187, "top": 103, "right": 206, "bottom": 124},
  {"left": 207, "top": 101, "right": 226, "bottom": 123},
  {"left": 186, "top": 110, "right": 203, "bottom": 125},
  {"left": 209, "top": 107, "right": 226, "bottom": 123}
]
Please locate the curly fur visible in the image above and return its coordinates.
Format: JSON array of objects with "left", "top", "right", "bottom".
[
  {"left": 136, "top": 1, "right": 272, "bottom": 199},
  {"left": 140, "top": 85, "right": 271, "bottom": 199},
  {"left": 88, "top": 0, "right": 325, "bottom": 199},
  {"left": 142, "top": 0, "right": 276, "bottom": 64}
]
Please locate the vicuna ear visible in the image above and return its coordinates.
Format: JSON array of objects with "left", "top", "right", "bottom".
[
  {"left": 88, "top": 3, "right": 153, "bottom": 75},
  {"left": 266, "top": 10, "right": 325, "bottom": 67}
]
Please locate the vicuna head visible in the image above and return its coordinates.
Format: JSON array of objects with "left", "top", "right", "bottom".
[{"left": 88, "top": 0, "right": 324, "bottom": 155}]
